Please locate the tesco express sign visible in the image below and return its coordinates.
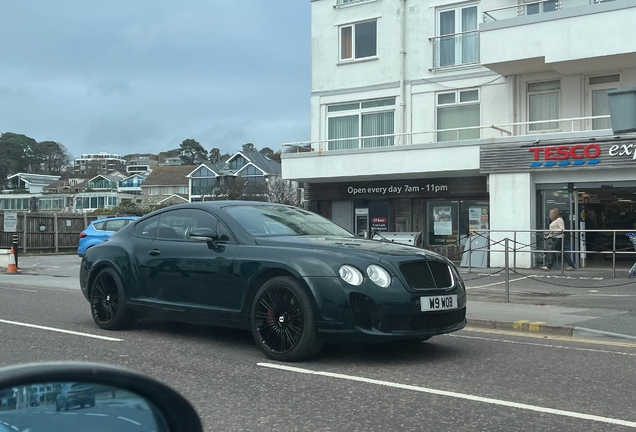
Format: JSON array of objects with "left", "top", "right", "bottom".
[{"left": 528, "top": 144, "right": 601, "bottom": 167}]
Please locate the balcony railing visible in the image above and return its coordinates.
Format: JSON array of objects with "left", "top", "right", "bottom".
[
  {"left": 282, "top": 114, "right": 611, "bottom": 153},
  {"left": 483, "top": 0, "right": 618, "bottom": 22},
  {"left": 429, "top": 30, "right": 480, "bottom": 69}
]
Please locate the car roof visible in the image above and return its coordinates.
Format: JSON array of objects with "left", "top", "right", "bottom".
[
  {"left": 91, "top": 216, "right": 139, "bottom": 224},
  {"left": 173, "top": 201, "right": 291, "bottom": 210}
]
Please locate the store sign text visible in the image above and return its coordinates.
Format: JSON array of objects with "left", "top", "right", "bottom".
[
  {"left": 608, "top": 143, "right": 636, "bottom": 159},
  {"left": 529, "top": 144, "right": 601, "bottom": 167},
  {"left": 347, "top": 184, "right": 448, "bottom": 196}
]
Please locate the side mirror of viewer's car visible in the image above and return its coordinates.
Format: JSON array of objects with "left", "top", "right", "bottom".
[{"left": 0, "top": 362, "right": 203, "bottom": 432}]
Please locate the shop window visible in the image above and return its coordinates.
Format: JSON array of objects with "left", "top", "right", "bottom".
[
  {"left": 327, "top": 98, "right": 395, "bottom": 150},
  {"left": 425, "top": 200, "right": 489, "bottom": 246},
  {"left": 528, "top": 80, "right": 560, "bottom": 131},
  {"left": 436, "top": 89, "right": 480, "bottom": 142}
]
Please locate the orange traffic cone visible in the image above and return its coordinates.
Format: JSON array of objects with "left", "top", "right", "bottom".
[{"left": 7, "top": 247, "right": 17, "bottom": 274}]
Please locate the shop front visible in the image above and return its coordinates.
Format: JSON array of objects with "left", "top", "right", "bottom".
[
  {"left": 481, "top": 137, "right": 636, "bottom": 268},
  {"left": 306, "top": 176, "right": 489, "bottom": 259}
]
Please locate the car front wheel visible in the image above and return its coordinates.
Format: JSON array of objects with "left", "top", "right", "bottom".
[
  {"left": 250, "top": 276, "right": 322, "bottom": 362},
  {"left": 90, "top": 268, "right": 132, "bottom": 330}
]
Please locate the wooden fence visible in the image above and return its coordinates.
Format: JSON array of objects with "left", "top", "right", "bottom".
[{"left": 0, "top": 212, "right": 102, "bottom": 254}]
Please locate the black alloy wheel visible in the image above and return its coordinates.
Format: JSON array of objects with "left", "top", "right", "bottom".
[
  {"left": 90, "top": 268, "right": 132, "bottom": 330},
  {"left": 251, "top": 277, "right": 322, "bottom": 362}
]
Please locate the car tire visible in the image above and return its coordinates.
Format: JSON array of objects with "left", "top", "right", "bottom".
[
  {"left": 64, "top": 402, "right": 70, "bottom": 412},
  {"left": 55, "top": 403, "right": 61, "bottom": 412},
  {"left": 90, "top": 268, "right": 132, "bottom": 330},
  {"left": 250, "top": 276, "right": 323, "bottom": 362}
]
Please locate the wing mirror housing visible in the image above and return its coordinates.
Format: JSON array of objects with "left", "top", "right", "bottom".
[
  {"left": 0, "top": 362, "right": 203, "bottom": 432},
  {"left": 189, "top": 227, "right": 220, "bottom": 249}
]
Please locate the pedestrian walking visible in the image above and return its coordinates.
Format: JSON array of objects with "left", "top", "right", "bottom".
[{"left": 542, "top": 208, "right": 575, "bottom": 271}]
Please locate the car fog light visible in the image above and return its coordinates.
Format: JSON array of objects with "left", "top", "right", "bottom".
[
  {"left": 367, "top": 265, "right": 391, "bottom": 288},
  {"left": 339, "top": 265, "right": 364, "bottom": 286}
]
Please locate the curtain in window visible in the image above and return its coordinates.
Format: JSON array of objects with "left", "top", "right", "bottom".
[
  {"left": 439, "top": 11, "right": 456, "bottom": 67},
  {"left": 341, "top": 27, "right": 352, "bottom": 60},
  {"left": 592, "top": 89, "right": 614, "bottom": 130},
  {"left": 461, "top": 7, "right": 478, "bottom": 64},
  {"left": 328, "top": 115, "right": 359, "bottom": 150},
  {"left": 529, "top": 93, "right": 559, "bottom": 130},
  {"left": 362, "top": 112, "right": 395, "bottom": 148},
  {"left": 437, "top": 104, "right": 480, "bottom": 141}
]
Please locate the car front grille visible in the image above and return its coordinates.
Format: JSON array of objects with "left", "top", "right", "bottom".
[
  {"left": 381, "top": 308, "right": 466, "bottom": 333},
  {"left": 399, "top": 261, "right": 453, "bottom": 289}
]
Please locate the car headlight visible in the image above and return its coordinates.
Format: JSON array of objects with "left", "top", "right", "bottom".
[
  {"left": 339, "top": 265, "right": 364, "bottom": 286},
  {"left": 367, "top": 265, "right": 391, "bottom": 288}
]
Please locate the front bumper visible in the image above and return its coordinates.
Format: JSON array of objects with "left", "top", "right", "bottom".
[{"left": 304, "top": 276, "right": 467, "bottom": 342}]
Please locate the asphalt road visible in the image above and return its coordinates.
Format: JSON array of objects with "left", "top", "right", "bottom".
[{"left": 1, "top": 256, "right": 636, "bottom": 431}]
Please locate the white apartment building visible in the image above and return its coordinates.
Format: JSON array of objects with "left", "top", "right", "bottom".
[{"left": 282, "top": 0, "right": 636, "bottom": 268}]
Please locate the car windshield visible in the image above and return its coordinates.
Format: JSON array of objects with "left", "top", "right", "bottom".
[{"left": 225, "top": 205, "right": 354, "bottom": 237}]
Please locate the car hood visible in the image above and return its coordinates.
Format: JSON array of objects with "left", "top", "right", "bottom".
[{"left": 253, "top": 235, "right": 443, "bottom": 261}]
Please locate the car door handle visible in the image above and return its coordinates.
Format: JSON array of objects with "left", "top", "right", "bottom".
[{"left": 148, "top": 249, "right": 161, "bottom": 256}]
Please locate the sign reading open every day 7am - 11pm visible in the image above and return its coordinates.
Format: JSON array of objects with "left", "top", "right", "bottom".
[{"left": 347, "top": 183, "right": 448, "bottom": 196}]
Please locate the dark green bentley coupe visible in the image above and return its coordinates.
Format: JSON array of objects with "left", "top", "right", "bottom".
[{"left": 80, "top": 201, "right": 466, "bottom": 362}]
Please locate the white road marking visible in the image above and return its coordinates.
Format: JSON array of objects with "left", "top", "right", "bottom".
[
  {"left": 450, "top": 334, "right": 636, "bottom": 356},
  {"left": 0, "top": 319, "right": 122, "bottom": 342},
  {"left": 86, "top": 413, "right": 108, "bottom": 417},
  {"left": 0, "top": 287, "right": 37, "bottom": 293},
  {"left": 466, "top": 276, "right": 528, "bottom": 289},
  {"left": 258, "top": 362, "right": 636, "bottom": 428},
  {"left": 61, "top": 412, "right": 77, "bottom": 415},
  {"left": 2, "top": 422, "right": 9, "bottom": 425},
  {"left": 118, "top": 416, "right": 141, "bottom": 426},
  {"left": 11, "top": 426, "right": 18, "bottom": 431}
]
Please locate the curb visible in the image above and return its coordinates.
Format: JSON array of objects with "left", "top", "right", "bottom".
[{"left": 467, "top": 319, "right": 574, "bottom": 336}]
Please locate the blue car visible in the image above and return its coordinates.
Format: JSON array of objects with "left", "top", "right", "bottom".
[{"left": 78, "top": 216, "right": 139, "bottom": 257}]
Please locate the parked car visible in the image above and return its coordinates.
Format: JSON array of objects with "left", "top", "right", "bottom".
[
  {"left": 55, "top": 382, "right": 95, "bottom": 411},
  {"left": 80, "top": 201, "right": 466, "bottom": 362},
  {"left": 78, "top": 216, "right": 139, "bottom": 257}
]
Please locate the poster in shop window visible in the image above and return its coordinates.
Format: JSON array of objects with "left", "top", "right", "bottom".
[
  {"left": 433, "top": 206, "right": 452, "bottom": 235},
  {"left": 469, "top": 207, "right": 489, "bottom": 231}
]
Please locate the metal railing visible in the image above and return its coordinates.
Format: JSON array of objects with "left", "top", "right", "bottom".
[
  {"left": 428, "top": 30, "right": 480, "bottom": 69},
  {"left": 282, "top": 115, "right": 611, "bottom": 154},
  {"left": 483, "top": 0, "right": 619, "bottom": 22}
]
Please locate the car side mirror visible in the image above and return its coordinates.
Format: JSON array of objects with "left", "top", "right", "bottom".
[
  {"left": 189, "top": 227, "right": 220, "bottom": 249},
  {"left": 0, "top": 362, "right": 203, "bottom": 432}
]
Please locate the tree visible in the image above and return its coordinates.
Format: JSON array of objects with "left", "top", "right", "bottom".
[
  {"left": 158, "top": 149, "right": 181, "bottom": 162},
  {"left": 267, "top": 178, "right": 300, "bottom": 206},
  {"left": 259, "top": 147, "right": 281, "bottom": 163},
  {"left": 242, "top": 142, "right": 257, "bottom": 153},
  {"left": 28, "top": 141, "right": 72, "bottom": 175},
  {"left": 178, "top": 139, "right": 208, "bottom": 165},
  {"left": 209, "top": 148, "right": 221, "bottom": 164},
  {"left": 0, "top": 133, "right": 36, "bottom": 183}
]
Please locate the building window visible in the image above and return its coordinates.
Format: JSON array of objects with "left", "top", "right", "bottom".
[
  {"left": 436, "top": 89, "right": 480, "bottom": 141},
  {"left": 178, "top": 186, "right": 188, "bottom": 194},
  {"left": 327, "top": 98, "right": 395, "bottom": 150},
  {"left": 588, "top": 74, "right": 620, "bottom": 130},
  {"left": 149, "top": 187, "right": 157, "bottom": 196},
  {"left": 227, "top": 156, "right": 247, "bottom": 171},
  {"left": 435, "top": 5, "right": 478, "bottom": 68},
  {"left": 339, "top": 20, "right": 377, "bottom": 61},
  {"left": 526, "top": 0, "right": 558, "bottom": 15},
  {"left": 528, "top": 80, "right": 560, "bottom": 131}
]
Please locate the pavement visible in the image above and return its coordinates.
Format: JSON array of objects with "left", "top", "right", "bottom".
[{"left": 3, "top": 254, "right": 636, "bottom": 342}]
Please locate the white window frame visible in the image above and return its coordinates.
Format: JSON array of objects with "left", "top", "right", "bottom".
[
  {"left": 435, "top": 89, "right": 481, "bottom": 142},
  {"left": 435, "top": 3, "right": 479, "bottom": 69},
  {"left": 339, "top": 19, "right": 378, "bottom": 62},
  {"left": 326, "top": 98, "right": 396, "bottom": 150},
  {"left": 586, "top": 73, "right": 620, "bottom": 131},
  {"left": 527, "top": 80, "right": 561, "bottom": 132}
]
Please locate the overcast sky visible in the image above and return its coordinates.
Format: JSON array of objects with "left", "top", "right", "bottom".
[{"left": 0, "top": 1, "right": 311, "bottom": 158}]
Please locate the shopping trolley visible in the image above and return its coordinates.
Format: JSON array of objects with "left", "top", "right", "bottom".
[{"left": 627, "top": 233, "right": 636, "bottom": 277}]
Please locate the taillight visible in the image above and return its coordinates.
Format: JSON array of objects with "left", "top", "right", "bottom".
[{"left": 79, "top": 232, "right": 87, "bottom": 238}]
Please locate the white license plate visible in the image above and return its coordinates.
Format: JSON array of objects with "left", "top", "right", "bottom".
[{"left": 420, "top": 295, "right": 458, "bottom": 312}]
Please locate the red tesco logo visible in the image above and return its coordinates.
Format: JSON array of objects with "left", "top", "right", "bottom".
[{"left": 529, "top": 144, "right": 601, "bottom": 161}]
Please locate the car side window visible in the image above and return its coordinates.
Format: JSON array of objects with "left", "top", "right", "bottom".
[
  {"left": 156, "top": 209, "right": 236, "bottom": 243},
  {"left": 105, "top": 219, "right": 127, "bottom": 232},
  {"left": 134, "top": 215, "right": 160, "bottom": 238},
  {"left": 92, "top": 221, "right": 106, "bottom": 231}
]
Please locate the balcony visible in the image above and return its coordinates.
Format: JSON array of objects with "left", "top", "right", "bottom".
[
  {"left": 480, "top": 0, "right": 636, "bottom": 75},
  {"left": 429, "top": 30, "right": 480, "bottom": 70},
  {"left": 281, "top": 115, "right": 612, "bottom": 183}
]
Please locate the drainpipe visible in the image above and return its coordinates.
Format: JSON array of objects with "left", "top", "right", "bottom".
[{"left": 399, "top": 0, "right": 407, "bottom": 144}]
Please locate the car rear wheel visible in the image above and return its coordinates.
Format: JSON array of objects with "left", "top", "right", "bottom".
[
  {"left": 250, "top": 276, "right": 323, "bottom": 362},
  {"left": 90, "top": 268, "right": 132, "bottom": 330}
]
